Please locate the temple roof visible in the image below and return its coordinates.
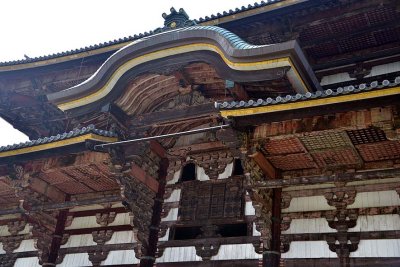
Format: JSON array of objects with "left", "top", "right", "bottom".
[
  {"left": 216, "top": 77, "right": 400, "bottom": 117},
  {"left": 0, "top": 0, "right": 292, "bottom": 69},
  {"left": 0, "top": 125, "right": 117, "bottom": 158}
]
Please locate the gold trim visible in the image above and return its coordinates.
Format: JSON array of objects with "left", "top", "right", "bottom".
[
  {"left": 57, "top": 43, "right": 308, "bottom": 111},
  {"left": 0, "top": 134, "right": 117, "bottom": 158},
  {"left": 0, "top": 0, "right": 302, "bottom": 72},
  {"left": 220, "top": 86, "right": 400, "bottom": 118}
]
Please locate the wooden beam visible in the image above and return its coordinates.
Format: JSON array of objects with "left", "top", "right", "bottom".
[
  {"left": 249, "top": 151, "right": 277, "bottom": 179},
  {"left": 232, "top": 84, "right": 249, "bottom": 101},
  {"left": 130, "top": 103, "right": 217, "bottom": 128},
  {"left": 282, "top": 230, "right": 400, "bottom": 242},
  {"left": 250, "top": 168, "right": 400, "bottom": 188}
]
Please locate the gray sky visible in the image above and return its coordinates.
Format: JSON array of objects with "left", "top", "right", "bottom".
[{"left": 0, "top": 0, "right": 253, "bottom": 146}]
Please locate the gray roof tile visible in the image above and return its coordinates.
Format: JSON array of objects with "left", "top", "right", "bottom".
[
  {"left": 215, "top": 78, "right": 400, "bottom": 110},
  {"left": 0, "top": 125, "right": 117, "bottom": 153}
]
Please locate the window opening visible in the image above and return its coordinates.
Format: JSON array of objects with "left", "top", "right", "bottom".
[
  {"left": 180, "top": 162, "right": 196, "bottom": 182},
  {"left": 232, "top": 158, "right": 244, "bottom": 175}
]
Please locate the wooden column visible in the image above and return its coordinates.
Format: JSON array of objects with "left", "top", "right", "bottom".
[{"left": 140, "top": 157, "right": 168, "bottom": 267}]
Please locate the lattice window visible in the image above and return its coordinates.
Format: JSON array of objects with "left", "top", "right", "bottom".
[{"left": 179, "top": 178, "right": 244, "bottom": 222}]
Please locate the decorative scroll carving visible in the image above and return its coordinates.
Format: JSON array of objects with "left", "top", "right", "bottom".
[
  {"left": 108, "top": 145, "right": 157, "bottom": 259},
  {"left": 92, "top": 230, "right": 113, "bottom": 245},
  {"left": 88, "top": 249, "right": 109, "bottom": 266},
  {"left": 95, "top": 212, "right": 116, "bottom": 227},
  {"left": 60, "top": 234, "right": 70, "bottom": 246},
  {"left": 64, "top": 215, "right": 74, "bottom": 228},
  {"left": 1, "top": 236, "right": 23, "bottom": 253},
  {"left": 7, "top": 220, "right": 26, "bottom": 236},
  {"left": 281, "top": 194, "right": 292, "bottom": 209},
  {"left": 323, "top": 187, "right": 359, "bottom": 262},
  {"left": 327, "top": 233, "right": 360, "bottom": 259},
  {"left": 195, "top": 224, "right": 221, "bottom": 260},
  {"left": 244, "top": 157, "right": 273, "bottom": 251},
  {"left": 324, "top": 190, "right": 356, "bottom": 210},
  {"left": 192, "top": 150, "right": 233, "bottom": 180},
  {"left": 33, "top": 224, "right": 55, "bottom": 266},
  {"left": 325, "top": 209, "right": 358, "bottom": 232},
  {"left": 7, "top": 164, "right": 31, "bottom": 201}
]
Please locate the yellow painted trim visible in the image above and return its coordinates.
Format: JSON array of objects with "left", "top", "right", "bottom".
[
  {"left": 220, "top": 86, "right": 400, "bottom": 118},
  {"left": 57, "top": 43, "right": 308, "bottom": 111},
  {"left": 0, "top": 134, "right": 117, "bottom": 158}
]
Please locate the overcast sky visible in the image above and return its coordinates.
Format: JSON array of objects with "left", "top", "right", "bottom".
[{"left": 0, "top": 0, "right": 253, "bottom": 146}]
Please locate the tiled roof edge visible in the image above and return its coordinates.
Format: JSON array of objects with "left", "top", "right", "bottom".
[
  {"left": 215, "top": 77, "right": 400, "bottom": 110},
  {"left": 0, "top": 0, "right": 283, "bottom": 67},
  {"left": 0, "top": 125, "right": 117, "bottom": 153},
  {"left": 194, "top": 0, "right": 284, "bottom": 23}
]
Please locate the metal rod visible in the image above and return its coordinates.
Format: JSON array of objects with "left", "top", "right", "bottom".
[{"left": 94, "top": 124, "right": 230, "bottom": 149}]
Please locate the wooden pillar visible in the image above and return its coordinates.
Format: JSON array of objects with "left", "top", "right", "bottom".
[
  {"left": 140, "top": 158, "right": 168, "bottom": 267},
  {"left": 263, "top": 188, "right": 281, "bottom": 267}
]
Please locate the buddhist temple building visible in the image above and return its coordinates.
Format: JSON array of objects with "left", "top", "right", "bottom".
[{"left": 0, "top": 0, "right": 400, "bottom": 266}]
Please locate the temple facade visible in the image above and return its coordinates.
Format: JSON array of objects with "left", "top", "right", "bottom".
[{"left": 0, "top": 1, "right": 399, "bottom": 266}]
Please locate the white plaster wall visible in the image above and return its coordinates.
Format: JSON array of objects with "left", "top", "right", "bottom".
[
  {"left": 349, "top": 214, "right": 400, "bottom": 232},
  {"left": 218, "top": 163, "right": 233, "bottom": 179},
  {"left": 14, "top": 239, "right": 36, "bottom": 252},
  {"left": 61, "top": 234, "right": 96, "bottom": 248},
  {"left": 282, "top": 196, "right": 334, "bottom": 213},
  {"left": 348, "top": 190, "right": 400, "bottom": 209},
  {"left": 320, "top": 72, "right": 355, "bottom": 86},
  {"left": 253, "top": 223, "right": 261, "bottom": 237},
  {"left": 57, "top": 253, "right": 92, "bottom": 267},
  {"left": 211, "top": 244, "right": 262, "bottom": 260},
  {"left": 167, "top": 170, "right": 181, "bottom": 185},
  {"left": 109, "top": 213, "right": 131, "bottom": 226},
  {"left": 281, "top": 241, "right": 337, "bottom": 258},
  {"left": 161, "top": 208, "right": 179, "bottom": 222},
  {"left": 245, "top": 201, "right": 255, "bottom": 216},
  {"left": 156, "top": 247, "right": 202, "bottom": 262},
  {"left": 15, "top": 257, "right": 40, "bottom": 267},
  {"left": 365, "top": 62, "right": 400, "bottom": 77},
  {"left": 0, "top": 225, "right": 8, "bottom": 236},
  {"left": 106, "top": 230, "right": 135, "bottom": 244},
  {"left": 165, "top": 189, "right": 181, "bottom": 203},
  {"left": 102, "top": 250, "right": 140, "bottom": 265},
  {"left": 197, "top": 166, "right": 210, "bottom": 181},
  {"left": 282, "top": 218, "right": 336, "bottom": 234},
  {"left": 65, "top": 216, "right": 98, "bottom": 230},
  {"left": 159, "top": 228, "right": 170, "bottom": 241},
  {"left": 0, "top": 223, "right": 30, "bottom": 237},
  {"left": 351, "top": 239, "right": 400, "bottom": 257}
]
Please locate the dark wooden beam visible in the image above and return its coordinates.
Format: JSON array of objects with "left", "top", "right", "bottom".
[
  {"left": 283, "top": 258, "right": 400, "bottom": 267},
  {"left": 64, "top": 225, "right": 133, "bottom": 235},
  {"left": 249, "top": 151, "right": 277, "bottom": 179},
  {"left": 282, "top": 230, "right": 400, "bottom": 242},
  {"left": 249, "top": 168, "right": 400, "bottom": 189},
  {"left": 130, "top": 103, "right": 217, "bottom": 128}
]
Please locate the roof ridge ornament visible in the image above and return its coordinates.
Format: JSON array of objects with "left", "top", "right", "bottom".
[{"left": 157, "top": 7, "right": 196, "bottom": 33}]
